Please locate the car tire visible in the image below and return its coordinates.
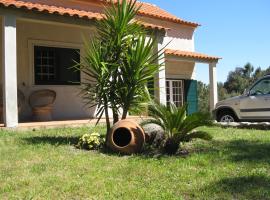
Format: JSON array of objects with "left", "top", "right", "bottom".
[{"left": 217, "top": 110, "right": 238, "bottom": 123}]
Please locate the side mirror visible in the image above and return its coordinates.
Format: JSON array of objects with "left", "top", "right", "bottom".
[{"left": 243, "top": 89, "right": 249, "bottom": 96}]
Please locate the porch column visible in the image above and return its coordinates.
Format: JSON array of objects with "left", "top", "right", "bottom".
[
  {"left": 209, "top": 62, "right": 218, "bottom": 111},
  {"left": 2, "top": 14, "right": 18, "bottom": 127},
  {"left": 157, "top": 36, "right": 166, "bottom": 105}
]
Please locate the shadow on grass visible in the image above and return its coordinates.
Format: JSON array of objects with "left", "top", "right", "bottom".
[
  {"left": 21, "top": 136, "right": 270, "bottom": 162},
  {"left": 205, "top": 175, "right": 270, "bottom": 200},
  {"left": 23, "top": 136, "right": 80, "bottom": 146},
  {"left": 95, "top": 138, "right": 270, "bottom": 161},
  {"left": 190, "top": 139, "right": 270, "bottom": 163},
  {"left": 226, "top": 140, "right": 270, "bottom": 163}
]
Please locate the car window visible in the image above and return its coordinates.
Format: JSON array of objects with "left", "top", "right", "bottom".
[{"left": 250, "top": 78, "right": 270, "bottom": 96}]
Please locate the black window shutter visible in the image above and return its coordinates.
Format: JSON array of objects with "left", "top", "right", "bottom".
[
  {"left": 57, "top": 47, "right": 80, "bottom": 85},
  {"left": 34, "top": 46, "right": 80, "bottom": 85}
]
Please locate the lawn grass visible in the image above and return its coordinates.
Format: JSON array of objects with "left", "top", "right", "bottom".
[{"left": 1, "top": 126, "right": 270, "bottom": 199}]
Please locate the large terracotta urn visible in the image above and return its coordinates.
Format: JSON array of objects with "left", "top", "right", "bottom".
[{"left": 107, "top": 119, "right": 145, "bottom": 154}]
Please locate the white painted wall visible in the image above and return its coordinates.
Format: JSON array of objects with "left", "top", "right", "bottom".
[
  {"left": 157, "top": 34, "right": 166, "bottom": 105},
  {"left": 209, "top": 62, "right": 218, "bottom": 111},
  {"left": 137, "top": 16, "right": 195, "bottom": 52},
  {"left": 2, "top": 15, "right": 18, "bottom": 127},
  {"left": 165, "top": 60, "right": 195, "bottom": 80}
]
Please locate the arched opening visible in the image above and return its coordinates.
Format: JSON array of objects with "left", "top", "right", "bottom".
[{"left": 113, "top": 127, "right": 132, "bottom": 147}]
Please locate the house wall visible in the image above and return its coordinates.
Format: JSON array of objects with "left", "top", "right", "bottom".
[
  {"left": 165, "top": 60, "right": 195, "bottom": 80},
  {"left": 154, "top": 58, "right": 195, "bottom": 103},
  {"left": 137, "top": 16, "right": 195, "bottom": 52},
  {"left": 142, "top": 16, "right": 196, "bottom": 94},
  {"left": 31, "top": 0, "right": 196, "bottom": 52}
]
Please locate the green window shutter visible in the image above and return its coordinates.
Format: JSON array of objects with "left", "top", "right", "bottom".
[{"left": 184, "top": 79, "right": 198, "bottom": 115}]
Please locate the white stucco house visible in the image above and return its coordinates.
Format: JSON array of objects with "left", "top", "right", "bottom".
[{"left": 0, "top": 0, "right": 220, "bottom": 127}]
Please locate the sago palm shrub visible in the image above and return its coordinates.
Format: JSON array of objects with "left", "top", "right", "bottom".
[{"left": 141, "top": 101, "right": 213, "bottom": 155}]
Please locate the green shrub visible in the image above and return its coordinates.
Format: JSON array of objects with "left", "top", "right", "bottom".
[
  {"left": 141, "top": 101, "right": 213, "bottom": 155},
  {"left": 77, "top": 133, "right": 105, "bottom": 150}
]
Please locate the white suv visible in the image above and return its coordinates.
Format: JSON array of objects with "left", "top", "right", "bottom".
[{"left": 214, "top": 75, "right": 270, "bottom": 122}]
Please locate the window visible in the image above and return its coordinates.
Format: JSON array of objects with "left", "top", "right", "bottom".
[
  {"left": 166, "top": 79, "right": 184, "bottom": 107},
  {"left": 34, "top": 46, "right": 80, "bottom": 85},
  {"left": 250, "top": 77, "right": 270, "bottom": 96}
]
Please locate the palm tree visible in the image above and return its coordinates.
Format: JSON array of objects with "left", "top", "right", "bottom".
[{"left": 141, "top": 101, "right": 213, "bottom": 155}]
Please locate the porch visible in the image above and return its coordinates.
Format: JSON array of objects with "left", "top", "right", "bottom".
[
  {"left": 157, "top": 48, "right": 220, "bottom": 113},
  {"left": 0, "top": 116, "right": 144, "bottom": 131},
  {"left": 1, "top": 12, "right": 98, "bottom": 128}
]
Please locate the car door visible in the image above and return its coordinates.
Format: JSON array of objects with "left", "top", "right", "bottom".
[{"left": 239, "top": 77, "right": 270, "bottom": 121}]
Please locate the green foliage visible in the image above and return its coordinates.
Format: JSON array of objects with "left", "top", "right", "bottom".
[
  {"left": 77, "top": 132, "right": 105, "bottom": 150},
  {"left": 77, "top": 0, "right": 163, "bottom": 133},
  {"left": 141, "top": 101, "right": 213, "bottom": 154},
  {"left": 224, "top": 63, "right": 270, "bottom": 94},
  {"left": 115, "top": 36, "right": 162, "bottom": 118},
  {"left": 197, "top": 81, "right": 209, "bottom": 113}
]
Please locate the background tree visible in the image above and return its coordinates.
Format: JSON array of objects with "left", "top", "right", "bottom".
[
  {"left": 223, "top": 63, "right": 253, "bottom": 94},
  {"left": 197, "top": 81, "right": 209, "bottom": 113},
  {"left": 224, "top": 63, "right": 270, "bottom": 94}
]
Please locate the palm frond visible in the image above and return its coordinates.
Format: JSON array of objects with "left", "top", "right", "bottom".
[
  {"left": 180, "top": 112, "right": 213, "bottom": 134},
  {"left": 141, "top": 101, "right": 214, "bottom": 143},
  {"left": 77, "top": 0, "right": 165, "bottom": 131}
]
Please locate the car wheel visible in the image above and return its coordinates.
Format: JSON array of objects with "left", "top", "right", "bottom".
[{"left": 217, "top": 111, "right": 237, "bottom": 123}]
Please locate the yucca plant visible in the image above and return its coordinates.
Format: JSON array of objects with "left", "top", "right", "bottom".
[
  {"left": 141, "top": 101, "right": 213, "bottom": 155},
  {"left": 117, "top": 35, "right": 163, "bottom": 119},
  {"left": 77, "top": 0, "right": 164, "bottom": 135}
]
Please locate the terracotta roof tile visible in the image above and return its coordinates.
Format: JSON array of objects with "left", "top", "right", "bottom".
[
  {"left": 137, "top": 2, "right": 199, "bottom": 27},
  {"left": 0, "top": 0, "right": 104, "bottom": 20},
  {"left": 136, "top": 20, "right": 170, "bottom": 31},
  {"left": 104, "top": 0, "right": 199, "bottom": 27},
  {"left": 165, "top": 49, "right": 221, "bottom": 62},
  {"left": 0, "top": 0, "right": 199, "bottom": 28}
]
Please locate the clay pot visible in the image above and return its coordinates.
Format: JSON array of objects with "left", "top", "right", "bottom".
[{"left": 107, "top": 119, "right": 145, "bottom": 154}]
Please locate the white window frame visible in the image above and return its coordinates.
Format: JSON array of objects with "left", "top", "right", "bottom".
[{"left": 166, "top": 79, "right": 184, "bottom": 107}]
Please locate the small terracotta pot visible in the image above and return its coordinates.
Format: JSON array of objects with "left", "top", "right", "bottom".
[{"left": 107, "top": 119, "right": 145, "bottom": 154}]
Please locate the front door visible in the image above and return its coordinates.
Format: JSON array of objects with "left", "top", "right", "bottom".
[
  {"left": 240, "top": 77, "right": 270, "bottom": 120},
  {"left": 166, "top": 80, "right": 184, "bottom": 107}
]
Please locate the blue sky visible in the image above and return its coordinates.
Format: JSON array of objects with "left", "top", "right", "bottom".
[{"left": 145, "top": 0, "right": 270, "bottom": 83}]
